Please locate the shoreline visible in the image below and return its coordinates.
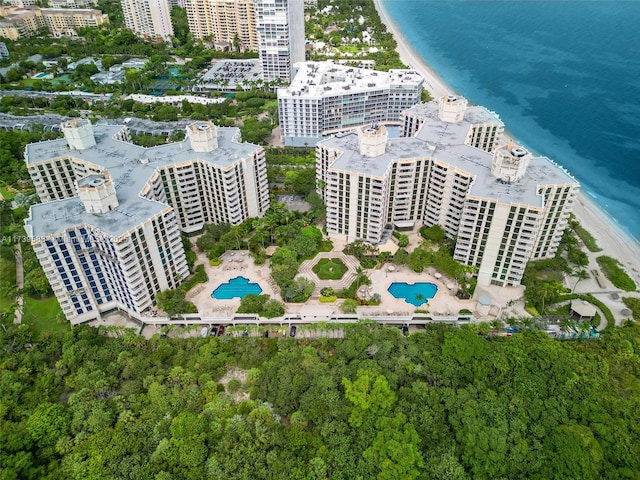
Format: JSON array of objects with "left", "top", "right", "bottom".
[
  {"left": 374, "top": 0, "right": 454, "bottom": 99},
  {"left": 373, "top": 0, "right": 640, "bottom": 289}
]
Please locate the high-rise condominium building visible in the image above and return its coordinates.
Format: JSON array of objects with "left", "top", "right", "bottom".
[
  {"left": 317, "top": 95, "right": 579, "bottom": 287},
  {"left": 24, "top": 119, "right": 270, "bottom": 325},
  {"left": 184, "top": 0, "right": 257, "bottom": 51},
  {"left": 0, "top": 5, "right": 108, "bottom": 39},
  {"left": 121, "top": 0, "right": 173, "bottom": 41},
  {"left": 278, "top": 61, "right": 424, "bottom": 146},
  {"left": 255, "top": 0, "right": 304, "bottom": 83}
]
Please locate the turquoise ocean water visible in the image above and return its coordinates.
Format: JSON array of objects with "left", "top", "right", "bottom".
[{"left": 382, "top": 0, "right": 640, "bottom": 241}]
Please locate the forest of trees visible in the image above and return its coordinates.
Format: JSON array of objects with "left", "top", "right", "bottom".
[{"left": 1, "top": 320, "right": 639, "bottom": 479}]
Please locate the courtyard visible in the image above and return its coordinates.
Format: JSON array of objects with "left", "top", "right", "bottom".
[{"left": 185, "top": 241, "right": 528, "bottom": 322}]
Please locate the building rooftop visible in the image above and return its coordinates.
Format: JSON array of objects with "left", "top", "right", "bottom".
[
  {"left": 322, "top": 132, "right": 425, "bottom": 178},
  {"left": 279, "top": 61, "right": 424, "bottom": 98},
  {"left": 319, "top": 101, "right": 577, "bottom": 208},
  {"left": 25, "top": 124, "right": 261, "bottom": 239},
  {"left": 407, "top": 101, "right": 505, "bottom": 145}
]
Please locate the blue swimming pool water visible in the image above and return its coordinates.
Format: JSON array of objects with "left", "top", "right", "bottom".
[
  {"left": 35, "top": 72, "right": 48, "bottom": 78},
  {"left": 212, "top": 276, "right": 262, "bottom": 300},
  {"left": 388, "top": 282, "right": 438, "bottom": 307}
]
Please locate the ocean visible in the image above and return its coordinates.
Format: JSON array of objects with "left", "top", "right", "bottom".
[{"left": 382, "top": 0, "right": 640, "bottom": 242}]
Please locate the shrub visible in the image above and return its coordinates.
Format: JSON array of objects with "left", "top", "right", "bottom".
[
  {"left": 209, "top": 258, "right": 221, "bottom": 266},
  {"left": 263, "top": 299, "right": 285, "bottom": 318},
  {"left": 360, "top": 257, "right": 377, "bottom": 269},
  {"left": 393, "top": 249, "right": 409, "bottom": 265},
  {"left": 525, "top": 305, "right": 540, "bottom": 316},
  {"left": 622, "top": 297, "right": 640, "bottom": 320},
  {"left": 319, "top": 295, "right": 337, "bottom": 303},
  {"left": 320, "top": 287, "right": 334, "bottom": 297},
  {"left": 341, "top": 299, "right": 358, "bottom": 313},
  {"left": 227, "top": 379, "right": 242, "bottom": 392},
  {"left": 570, "top": 216, "right": 602, "bottom": 252},
  {"left": 420, "top": 224, "right": 446, "bottom": 242},
  {"left": 596, "top": 256, "right": 637, "bottom": 292},
  {"left": 237, "top": 294, "right": 285, "bottom": 318}
]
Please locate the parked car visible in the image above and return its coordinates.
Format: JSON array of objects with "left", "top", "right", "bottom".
[
  {"left": 209, "top": 326, "right": 219, "bottom": 337},
  {"left": 290, "top": 325, "right": 297, "bottom": 337},
  {"left": 200, "top": 327, "right": 208, "bottom": 337},
  {"left": 218, "top": 325, "right": 226, "bottom": 336}
]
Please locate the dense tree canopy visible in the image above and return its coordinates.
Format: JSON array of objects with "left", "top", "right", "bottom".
[{"left": 2, "top": 320, "right": 638, "bottom": 479}]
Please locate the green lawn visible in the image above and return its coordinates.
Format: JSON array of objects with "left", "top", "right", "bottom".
[
  {"left": 0, "top": 184, "right": 17, "bottom": 200},
  {"left": 312, "top": 257, "right": 348, "bottom": 280},
  {"left": 0, "top": 246, "right": 17, "bottom": 314},
  {"left": 51, "top": 74, "right": 72, "bottom": 85},
  {"left": 22, "top": 296, "right": 69, "bottom": 337}
]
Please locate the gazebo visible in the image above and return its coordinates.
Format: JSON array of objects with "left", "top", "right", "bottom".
[{"left": 570, "top": 300, "right": 597, "bottom": 319}]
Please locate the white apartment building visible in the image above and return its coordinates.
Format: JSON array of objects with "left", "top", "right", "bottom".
[
  {"left": 0, "top": 5, "right": 108, "bottom": 38},
  {"left": 278, "top": 61, "right": 424, "bottom": 146},
  {"left": 317, "top": 96, "right": 578, "bottom": 287},
  {"left": 48, "top": 0, "right": 98, "bottom": 8},
  {"left": 121, "top": 0, "right": 174, "bottom": 41},
  {"left": 40, "top": 8, "right": 109, "bottom": 36},
  {"left": 255, "top": 0, "right": 304, "bottom": 84},
  {"left": 184, "top": 0, "right": 258, "bottom": 51},
  {"left": 24, "top": 119, "right": 270, "bottom": 324}
]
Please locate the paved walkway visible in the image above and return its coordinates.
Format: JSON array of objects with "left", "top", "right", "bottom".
[
  {"left": 13, "top": 243, "right": 23, "bottom": 325},
  {"left": 566, "top": 249, "right": 640, "bottom": 326},
  {"left": 297, "top": 252, "right": 360, "bottom": 294}
]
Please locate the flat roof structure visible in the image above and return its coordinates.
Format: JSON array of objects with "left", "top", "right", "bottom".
[
  {"left": 25, "top": 124, "right": 260, "bottom": 239},
  {"left": 320, "top": 130, "right": 575, "bottom": 209},
  {"left": 281, "top": 61, "right": 423, "bottom": 99}
]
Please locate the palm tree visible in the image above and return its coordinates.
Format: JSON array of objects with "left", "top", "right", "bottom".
[
  {"left": 538, "top": 281, "right": 562, "bottom": 315},
  {"left": 355, "top": 266, "right": 367, "bottom": 289},
  {"left": 415, "top": 293, "right": 425, "bottom": 305},
  {"left": 572, "top": 269, "right": 589, "bottom": 292}
]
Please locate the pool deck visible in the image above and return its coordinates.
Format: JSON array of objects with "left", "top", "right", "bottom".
[
  {"left": 187, "top": 250, "right": 280, "bottom": 317},
  {"left": 185, "top": 248, "right": 528, "bottom": 321}
]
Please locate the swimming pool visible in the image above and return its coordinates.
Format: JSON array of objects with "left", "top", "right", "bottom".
[
  {"left": 388, "top": 282, "right": 438, "bottom": 307},
  {"left": 212, "top": 276, "right": 262, "bottom": 300},
  {"left": 34, "top": 72, "right": 49, "bottom": 78}
]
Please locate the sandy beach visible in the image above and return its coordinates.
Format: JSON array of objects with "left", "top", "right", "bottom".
[
  {"left": 374, "top": 0, "right": 454, "bottom": 99},
  {"left": 373, "top": 0, "right": 640, "bottom": 297}
]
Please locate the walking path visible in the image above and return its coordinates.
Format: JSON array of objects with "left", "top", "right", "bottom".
[
  {"left": 297, "top": 252, "right": 360, "bottom": 294},
  {"left": 13, "top": 243, "right": 23, "bottom": 325}
]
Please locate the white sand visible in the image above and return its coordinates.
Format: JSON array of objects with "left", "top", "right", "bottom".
[
  {"left": 373, "top": 0, "right": 640, "bottom": 295},
  {"left": 572, "top": 193, "right": 640, "bottom": 288},
  {"left": 374, "top": 0, "right": 454, "bottom": 99}
]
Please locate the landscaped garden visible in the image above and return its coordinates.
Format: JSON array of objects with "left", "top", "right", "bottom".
[{"left": 312, "top": 257, "right": 348, "bottom": 280}]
